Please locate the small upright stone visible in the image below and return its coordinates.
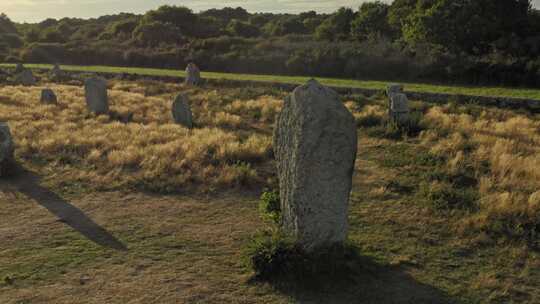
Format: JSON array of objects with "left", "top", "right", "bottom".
[
  {"left": 40, "top": 89, "right": 57, "bottom": 104},
  {"left": 172, "top": 94, "right": 193, "bottom": 128},
  {"left": 185, "top": 63, "right": 201, "bottom": 86},
  {"left": 15, "top": 63, "right": 24, "bottom": 74},
  {"left": 387, "top": 83, "right": 404, "bottom": 97},
  {"left": 0, "top": 122, "right": 14, "bottom": 176},
  {"left": 50, "top": 64, "right": 66, "bottom": 81},
  {"left": 273, "top": 79, "right": 357, "bottom": 252},
  {"left": 15, "top": 69, "right": 36, "bottom": 86},
  {"left": 84, "top": 77, "right": 109, "bottom": 115},
  {"left": 389, "top": 93, "right": 410, "bottom": 125}
]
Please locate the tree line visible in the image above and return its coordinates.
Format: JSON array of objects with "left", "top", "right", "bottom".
[{"left": 1, "top": 0, "right": 540, "bottom": 86}]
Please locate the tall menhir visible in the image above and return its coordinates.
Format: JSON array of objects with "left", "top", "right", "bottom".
[{"left": 273, "top": 79, "right": 357, "bottom": 252}]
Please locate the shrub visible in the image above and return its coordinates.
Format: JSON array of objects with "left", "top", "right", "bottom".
[
  {"left": 245, "top": 230, "right": 359, "bottom": 281},
  {"left": 419, "top": 181, "right": 478, "bottom": 211},
  {"left": 259, "top": 189, "right": 280, "bottom": 224}
]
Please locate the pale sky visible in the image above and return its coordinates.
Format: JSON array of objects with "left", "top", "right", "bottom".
[{"left": 1, "top": 0, "right": 540, "bottom": 23}]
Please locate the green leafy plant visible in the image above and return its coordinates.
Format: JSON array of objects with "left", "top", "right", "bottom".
[{"left": 259, "top": 189, "right": 281, "bottom": 224}]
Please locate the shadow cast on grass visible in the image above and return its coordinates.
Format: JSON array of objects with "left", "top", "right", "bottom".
[
  {"left": 249, "top": 253, "right": 456, "bottom": 304},
  {"left": 2, "top": 164, "right": 127, "bottom": 251}
]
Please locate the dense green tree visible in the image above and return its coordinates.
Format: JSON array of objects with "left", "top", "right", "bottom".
[
  {"left": 132, "top": 21, "right": 183, "bottom": 46},
  {"left": 111, "top": 18, "right": 139, "bottom": 37},
  {"left": 263, "top": 17, "right": 308, "bottom": 36},
  {"left": 0, "top": 13, "right": 17, "bottom": 34},
  {"left": 351, "top": 1, "right": 392, "bottom": 41},
  {"left": 40, "top": 27, "right": 65, "bottom": 43},
  {"left": 387, "top": 0, "right": 416, "bottom": 34},
  {"left": 226, "top": 20, "right": 260, "bottom": 38},
  {"left": 201, "top": 7, "right": 250, "bottom": 22},
  {"left": 315, "top": 7, "right": 355, "bottom": 40},
  {"left": 143, "top": 5, "right": 198, "bottom": 36},
  {"left": 403, "top": 0, "right": 532, "bottom": 54}
]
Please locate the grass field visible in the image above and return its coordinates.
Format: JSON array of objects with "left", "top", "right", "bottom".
[
  {"left": 2, "top": 63, "right": 540, "bottom": 101},
  {"left": 0, "top": 79, "right": 539, "bottom": 303}
]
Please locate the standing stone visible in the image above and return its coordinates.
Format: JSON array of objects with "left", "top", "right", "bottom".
[
  {"left": 172, "top": 94, "right": 193, "bottom": 128},
  {"left": 273, "top": 79, "right": 357, "bottom": 252},
  {"left": 15, "top": 69, "right": 36, "bottom": 86},
  {"left": 40, "top": 89, "right": 57, "bottom": 104},
  {"left": 51, "top": 64, "right": 61, "bottom": 74},
  {"left": 386, "top": 84, "right": 404, "bottom": 97},
  {"left": 0, "top": 122, "right": 14, "bottom": 176},
  {"left": 50, "top": 64, "right": 66, "bottom": 81},
  {"left": 15, "top": 63, "right": 24, "bottom": 74},
  {"left": 84, "top": 77, "right": 109, "bottom": 115},
  {"left": 389, "top": 93, "right": 410, "bottom": 125},
  {"left": 185, "top": 63, "right": 201, "bottom": 86}
]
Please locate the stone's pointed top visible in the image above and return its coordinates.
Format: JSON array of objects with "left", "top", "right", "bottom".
[
  {"left": 41, "top": 88, "right": 57, "bottom": 105},
  {"left": 387, "top": 83, "right": 404, "bottom": 96},
  {"left": 304, "top": 78, "right": 323, "bottom": 89}
]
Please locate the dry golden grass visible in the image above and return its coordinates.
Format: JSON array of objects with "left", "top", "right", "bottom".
[
  {"left": 419, "top": 105, "right": 540, "bottom": 239},
  {"left": 0, "top": 82, "right": 282, "bottom": 192}
]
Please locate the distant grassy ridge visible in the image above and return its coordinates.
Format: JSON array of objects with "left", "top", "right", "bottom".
[{"left": 3, "top": 63, "right": 540, "bottom": 100}]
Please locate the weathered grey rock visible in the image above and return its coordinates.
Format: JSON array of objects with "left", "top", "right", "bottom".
[
  {"left": 273, "top": 79, "right": 357, "bottom": 252},
  {"left": 172, "top": 94, "right": 193, "bottom": 128},
  {"left": 389, "top": 93, "right": 410, "bottom": 124},
  {"left": 387, "top": 83, "right": 404, "bottom": 97},
  {"left": 84, "top": 77, "right": 109, "bottom": 115},
  {"left": 15, "top": 69, "right": 36, "bottom": 86},
  {"left": 15, "top": 63, "right": 24, "bottom": 74},
  {"left": 185, "top": 63, "right": 201, "bottom": 86},
  {"left": 50, "top": 64, "right": 67, "bottom": 81},
  {"left": 40, "top": 88, "right": 57, "bottom": 104},
  {"left": 0, "top": 122, "right": 14, "bottom": 176}
]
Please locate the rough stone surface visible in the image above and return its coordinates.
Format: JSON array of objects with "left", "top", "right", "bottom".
[
  {"left": 172, "top": 94, "right": 193, "bottom": 128},
  {"left": 15, "top": 69, "right": 36, "bottom": 86},
  {"left": 185, "top": 63, "right": 201, "bottom": 86},
  {"left": 0, "top": 122, "right": 14, "bottom": 176},
  {"left": 273, "top": 79, "right": 357, "bottom": 252},
  {"left": 40, "top": 89, "right": 58, "bottom": 104},
  {"left": 50, "top": 64, "right": 67, "bottom": 81},
  {"left": 15, "top": 63, "right": 24, "bottom": 74},
  {"left": 389, "top": 93, "right": 410, "bottom": 124},
  {"left": 84, "top": 77, "right": 109, "bottom": 115},
  {"left": 387, "top": 84, "right": 404, "bottom": 97}
]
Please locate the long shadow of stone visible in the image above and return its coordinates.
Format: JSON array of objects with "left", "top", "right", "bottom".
[
  {"left": 250, "top": 253, "right": 457, "bottom": 304},
  {"left": 2, "top": 165, "right": 127, "bottom": 251}
]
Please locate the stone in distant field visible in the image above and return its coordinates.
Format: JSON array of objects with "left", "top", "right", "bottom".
[
  {"left": 50, "top": 64, "right": 67, "bottom": 81},
  {"left": 84, "top": 77, "right": 109, "bottom": 115},
  {"left": 387, "top": 84, "right": 404, "bottom": 97},
  {"left": 273, "top": 79, "right": 358, "bottom": 252},
  {"left": 172, "top": 94, "right": 193, "bottom": 128},
  {"left": 15, "top": 69, "right": 36, "bottom": 86},
  {"left": 110, "top": 110, "right": 134, "bottom": 124},
  {"left": 40, "top": 88, "right": 57, "bottom": 104},
  {"left": 389, "top": 93, "right": 410, "bottom": 125},
  {"left": 185, "top": 63, "right": 201, "bottom": 86},
  {"left": 0, "top": 122, "right": 14, "bottom": 176},
  {"left": 15, "top": 63, "right": 24, "bottom": 74}
]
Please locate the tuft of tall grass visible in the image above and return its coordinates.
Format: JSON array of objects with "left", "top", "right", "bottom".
[{"left": 420, "top": 104, "right": 540, "bottom": 245}]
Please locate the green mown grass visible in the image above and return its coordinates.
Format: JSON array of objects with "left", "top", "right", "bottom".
[{"left": 2, "top": 63, "right": 540, "bottom": 100}]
